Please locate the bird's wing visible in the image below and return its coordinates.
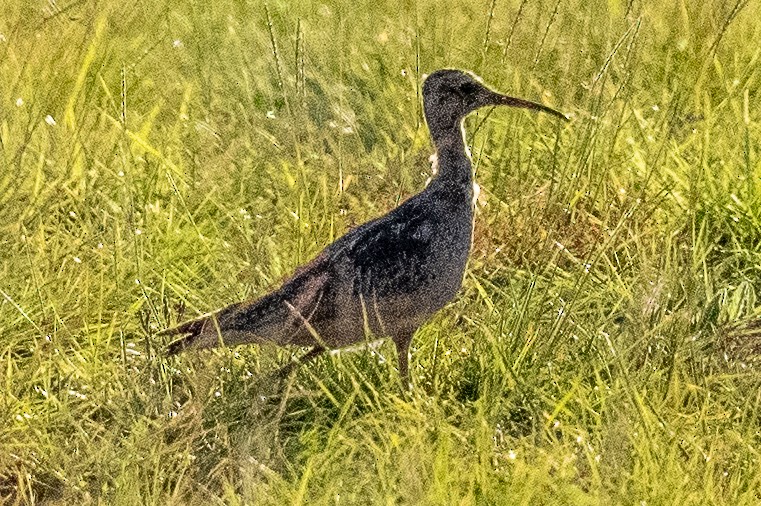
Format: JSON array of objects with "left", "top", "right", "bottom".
[
  {"left": 161, "top": 188, "right": 448, "bottom": 353},
  {"left": 326, "top": 196, "right": 441, "bottom": 298}
]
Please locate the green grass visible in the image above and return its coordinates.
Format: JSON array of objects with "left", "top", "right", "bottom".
[{"left": 2, "top": 0, "right": 761, "bottom": 503}]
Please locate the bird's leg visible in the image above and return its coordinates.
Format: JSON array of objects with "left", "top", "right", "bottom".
[
  {"left": 274, "top": 346, "right": 326, "bottom": 379},
  {"left": 393, "top": 330, "right": 415, "bottom": 389}
]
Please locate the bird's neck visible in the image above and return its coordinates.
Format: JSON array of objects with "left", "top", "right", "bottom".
[{"left": 431, "top": 123, "right": 473, "bottom": 186}]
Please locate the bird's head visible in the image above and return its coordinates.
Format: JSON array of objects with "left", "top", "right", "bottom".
[{"left": 422, "top": 69, "right": 568, "bottom": 134}]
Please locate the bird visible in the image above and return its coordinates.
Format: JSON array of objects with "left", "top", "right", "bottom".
[{"left": 160, "top": 69, "right": 568, "bottom": 386}]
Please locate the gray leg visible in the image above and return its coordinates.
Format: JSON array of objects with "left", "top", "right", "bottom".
[{"left": 394, "top": 330, "right": 414, "bottom": 389}]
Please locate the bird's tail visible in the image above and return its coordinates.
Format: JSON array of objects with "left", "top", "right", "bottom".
[
  {"left": 157, "top": 293, "right": 291, "bottom": 355},
  {"left": 158, "top": 264, "right": 330, "bottom": 356}
]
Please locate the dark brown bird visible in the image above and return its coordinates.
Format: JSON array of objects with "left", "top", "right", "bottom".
[{"left": 160, "top": 69, "right": 567, "bottom": 386}]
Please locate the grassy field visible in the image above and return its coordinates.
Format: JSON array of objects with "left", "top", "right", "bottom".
[{"left": 2, "top": 0, "right": 761, "bottom": 503}]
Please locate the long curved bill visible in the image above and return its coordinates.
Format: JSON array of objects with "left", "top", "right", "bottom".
[{"left": 486, "top": 91, "right": 569, "bottom": 121}]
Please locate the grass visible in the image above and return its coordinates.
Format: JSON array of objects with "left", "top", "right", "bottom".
[{"left": 1, "top": 0, "right": 761, "bottom": 503}]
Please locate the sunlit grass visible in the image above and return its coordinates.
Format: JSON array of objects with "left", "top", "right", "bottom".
[{"left": 1, "top": 0, "right": 761, "bottom": 503}]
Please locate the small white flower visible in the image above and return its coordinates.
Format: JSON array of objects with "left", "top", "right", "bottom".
[
  {"left": 15, "top": 97, "right": 23, "bottom": 107},
  {"left": 173, "top": 39, "right": 183, "bottom": 48},
  {"left": 73, "top": 257, "right": 82, "bottom": 264},
  {"left": 507, "top": 450, "right": 517, "bottom": 460},
  {"left": 45, "top": 115, "right": 56, "bottom": 126},
  {"left": 134, "top": 228, "right": 142, "bottom": 235},
  {"left": 266, "top": 110, "right": 276, "bottom": 119}
]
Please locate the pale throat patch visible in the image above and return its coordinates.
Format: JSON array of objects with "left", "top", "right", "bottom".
[
  {"left": 425, "top": 153, "right": 438, "bottom": 187},
  {"left": 429, "top": 153, "right": 439, "bottom": 175},
  {"left": 461, "top": 122, "right": 471, "bottom": 158}
]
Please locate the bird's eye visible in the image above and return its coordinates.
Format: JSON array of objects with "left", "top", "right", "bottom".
[{"left": 460, "top": 82, "right": 479, "bottom": 95}]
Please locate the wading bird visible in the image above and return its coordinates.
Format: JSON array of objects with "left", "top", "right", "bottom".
[{"left": 161, "top": 69, "right": 567, "bottom": 386}]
